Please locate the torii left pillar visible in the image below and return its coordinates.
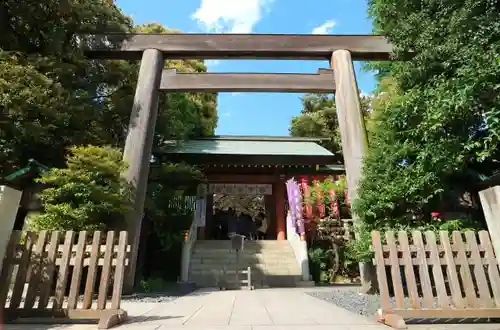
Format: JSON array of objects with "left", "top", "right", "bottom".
[{"left": 122, "top": 49, "right": 164, "bottom": 294}]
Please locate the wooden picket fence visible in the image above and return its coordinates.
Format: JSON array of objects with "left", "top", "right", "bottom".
[
  {"left": 0, "top": 230, "right": 130, "bottom": 329},
  {"left": 372, "top": 230, "right": 500, "bottom": 329}
]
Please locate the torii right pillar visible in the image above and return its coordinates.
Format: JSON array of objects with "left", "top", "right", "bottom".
[
  {"left": 331, "top": 50, "right": 374, "bottom": 291},
  {"left": 331, "top": 50, "right": 368, "bottom": 214}
]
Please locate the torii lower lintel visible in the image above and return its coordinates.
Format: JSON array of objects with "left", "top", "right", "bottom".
[{"left": 159, "top": 69, "right": 335, "bottom": 93}]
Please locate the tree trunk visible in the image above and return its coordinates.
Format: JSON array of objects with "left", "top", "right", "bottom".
[{"left": 358, "top": 262, "right": 379, "bottom": 294}]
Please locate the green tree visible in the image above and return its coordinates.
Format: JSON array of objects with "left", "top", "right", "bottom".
[
  {"left": 135, "top": 23, "right": 218, "bottom": 143},
  {"left": 0, "top": 0, "right": 134, "bottom": 176},
  {"left": 289, "top": 93, "right": 372, "bottom": 155},
  {"left": 30, "top": 146, "right": 132, "bottom": 231},
  {"left": 354, "top": 0, "right": 500, "bottom": 227},
  {"left": 143, "top": 161, "right": 204, "bottom": 280},
  {"left": 290, "top": 94, "right": 342, "bottom": 154},
  {"left": 0, "top": 4, "right": 218, "bottom": 178}
]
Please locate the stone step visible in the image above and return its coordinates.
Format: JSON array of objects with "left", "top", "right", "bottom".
[
  {"left": 190, "top": 260, "right": 302, "bottom": 269},
  {"left": 192, "top": 249, "right": 295, "bottom": 254},
  {"left": 193, "top": 247, "right": 295, "bottom": 252},
  {"left": 192, "top": 252, "right": 297, "bottom": 258},
  {"left": 190, "top": 258, "right": 298, "bottom": 264},
  {"left": 193, "top": 261, "right": 291, "bottom": 266},
  {"left": 192, "top": 249, "right": 292, "bottom": 253},
  {"left": 190, "top": 265, "right": 300, "bottom": 272},
  {"left": 194, "top": 240, "right": 291, "bottom": 245},
  {"left": 189, "top": 240, "right": 306, "bottom": 288},
  {"left": 192, "top": 249, "right": 294, "bottom": 255},
  {"left": 190, "top": 264, "right": 301, "bottom": 272},
  {"left": 193, "top": 242, "right": 293, "bottom": 251},
  {"left": 191, "top": 256, "right": 297, "bottom": 262},
  {"left": 190, "top": 262, "right": 300, "bottom": 269},
  {"left": 194, "top": 244, "right": 293, "bottom": 248},
  {"left": 192, "top": 256, "right": 293, "bottom": 261},
  {"left": 191, "top": 267, "right": 301, "bottom": 275}
]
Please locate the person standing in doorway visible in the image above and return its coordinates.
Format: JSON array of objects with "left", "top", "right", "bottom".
[
  {"left": 227, "top": 207, "right": 237, "bottom": 237},
  {"left": 255, "top": 212, "right": 267, "bottom": 240}
]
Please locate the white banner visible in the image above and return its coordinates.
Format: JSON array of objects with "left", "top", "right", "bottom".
[{"left": 196, "top": 196, "right": 207, "bottom": 227}]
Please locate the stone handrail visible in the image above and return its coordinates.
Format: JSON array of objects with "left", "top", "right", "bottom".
[
  {"left": 286, "top": 213, "right": 311, "bottom": 281},
  {"left": 180, "top": 212, "right": 198, "bottom": 282}
]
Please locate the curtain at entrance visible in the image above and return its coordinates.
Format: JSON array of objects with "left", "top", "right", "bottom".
[{"left": 208, "top": 183, "right": 272, "bottom": 195}]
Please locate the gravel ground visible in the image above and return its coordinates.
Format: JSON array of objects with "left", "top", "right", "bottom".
[
  {"left": 308, "top": 287, "right": 383, "bottom": 317},
  {"left": 308, "top": 287, "right": 498, "bottom": 324},
  {"left": 6, "top": 282, "right": 198, "bottom": 304},
  {"left": 121, "top": 282, "right": 197, "bottom": 303},
  {"left": 309, "top": 286, "right": 450, "bottom": 317}
]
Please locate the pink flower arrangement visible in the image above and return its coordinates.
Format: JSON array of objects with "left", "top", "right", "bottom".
[{"left": 431, "top": 211, "right": 441, "bottom": 218}]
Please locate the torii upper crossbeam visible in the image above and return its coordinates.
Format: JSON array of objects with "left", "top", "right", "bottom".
[{"left": 82, "top": 33, "right": 393, "bottom": 60}]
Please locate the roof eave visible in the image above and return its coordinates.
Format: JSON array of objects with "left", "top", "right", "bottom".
[{"left": 158, "top": 153, "right": 339, "bottom": 166}]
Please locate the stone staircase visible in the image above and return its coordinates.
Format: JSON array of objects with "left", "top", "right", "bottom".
[{"left": 189, "top": 240, "right": 313, "bottom": 288}]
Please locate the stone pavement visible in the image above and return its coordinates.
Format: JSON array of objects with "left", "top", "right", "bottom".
[{"left": 2, "top": 288, "right": 500, "bottom": 330}]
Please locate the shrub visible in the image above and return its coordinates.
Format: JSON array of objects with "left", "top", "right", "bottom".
[{"left": 30, "top": 145, "right": 132, "bottom": 231}]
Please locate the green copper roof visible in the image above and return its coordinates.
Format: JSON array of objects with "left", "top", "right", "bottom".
[
  {"left": 162, "top": 136, "right": 334, "bottom": 157},
  {"left": 5, "top": 159, "right": 50, "bottom": 182}
]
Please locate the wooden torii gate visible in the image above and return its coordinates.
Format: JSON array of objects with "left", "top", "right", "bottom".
[{"left": 83, "top": 33, "right": 394, "bottom": 292}]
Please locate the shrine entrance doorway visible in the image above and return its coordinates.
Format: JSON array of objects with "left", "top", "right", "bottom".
[{"left": 206, "top": 183, "right": 272, "bottom": 240}]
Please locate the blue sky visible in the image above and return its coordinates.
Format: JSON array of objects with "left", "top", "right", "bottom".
[{"left": 115, "top": 0, "right": 376, "bottom": 136}]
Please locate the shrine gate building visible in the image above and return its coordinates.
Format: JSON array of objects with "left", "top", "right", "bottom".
[{"left": 156, "top": 135, "right": 344, "bottom": 241}]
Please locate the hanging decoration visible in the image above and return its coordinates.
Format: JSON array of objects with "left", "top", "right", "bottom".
[
  {"left": 285, "top": 178, "right": 305, "bottom": 236},
  {"left": 300, "top": 177, "right": 313, "bottom": 222},
  {"left": 329, "top": 189, "right": 340, "bottom": 218},
  {"left": 314, "top": 180, "right": 326, "bottom": 219},
  {"left": 208, "top": 183, "right": 272, "bottom": 195}
]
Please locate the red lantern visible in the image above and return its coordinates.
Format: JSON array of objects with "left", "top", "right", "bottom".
[
  {"left": 300, "top": 177, "right": 313, "bottom": 222},
  {"left": 315, "top": 181, "right": 326, "bottom": 218},
  {"left": 329, "top": 189, "right": 340, "bottom": 218}
]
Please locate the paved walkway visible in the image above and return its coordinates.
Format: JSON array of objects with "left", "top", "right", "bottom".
[
  {"left": 2, "top": 288, "right": 500, "bottom": 330},
  {"left": 119, "top": 287, "right": 386, "bottom": 329}
]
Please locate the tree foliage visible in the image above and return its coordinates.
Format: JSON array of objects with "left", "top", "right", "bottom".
[
  {"left": 354, "top": 0, "right": 500, "bottom": 227},
  {"left": 289, "top": 93, "right": 372, "bottom": 156},
  {"left": 0, "top": 3, "right": 217, "bottom": 178},
  {"left": 143, "top": 161, "right": 204, "bottom": 280},
  {"left": 30, "top": 146, "right": 132, "bottom": 231},
  {"left": 135, "top": 23, "right": 218, "bottom": 144},
  {"left": 0, "top": 0, "right": 133, "bottom": 176},
  {"left": 290, "top": 94, "right": 342, "bottom": 154}
]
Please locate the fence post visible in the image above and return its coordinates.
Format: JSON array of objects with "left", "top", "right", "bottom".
[
  {"left": 0, "top": 186, "right": 22, "bottom": 274},
  {"left": 479, "top": 186, "right": 500, "bottom": 262}
]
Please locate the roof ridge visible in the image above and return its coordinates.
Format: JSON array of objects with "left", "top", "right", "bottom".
[{"left": 191, "top": 135, "right": 328, "bottom": 142}]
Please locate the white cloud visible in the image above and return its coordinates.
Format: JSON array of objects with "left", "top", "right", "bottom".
[
  {"left": 360, "top": 90, "right": 373, "bottom": 98},
  {"left": 221, "top": 110, "right": 232, "bottom": 117},
  {"left": 204, "top": 60, "right": 220, "bottom": 69},
  {"left": 311, "top": 20, "right": 337, "bottom": 35},
  {"left": 230, "top": 92, "right": 241, "bottom": 96},
  {"left": 191, "top": 0, "right": 274, "bottom": 33}
]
